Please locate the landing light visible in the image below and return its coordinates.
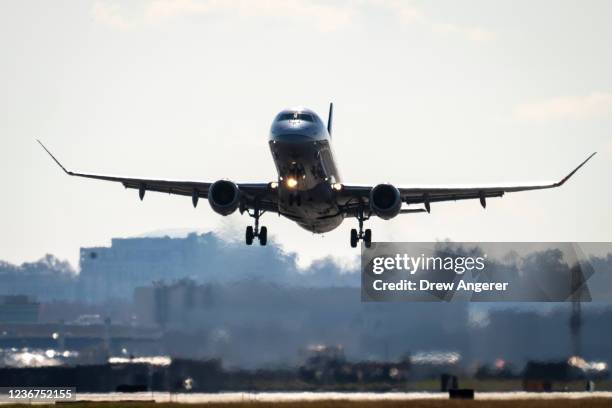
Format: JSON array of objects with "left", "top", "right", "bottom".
[
  {"left": 332, "top": 183, "right": 343, "bottom": 191},
  {"left": 286, "top": 177, "right": 298, "bottom": 188},
  {"left": 270, "top": 182, "right": 278, "bottom": 189}
]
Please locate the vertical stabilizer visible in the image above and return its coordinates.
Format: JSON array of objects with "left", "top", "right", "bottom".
[{"left": 327, "top": 102, "right": 333, "bottom": 137}]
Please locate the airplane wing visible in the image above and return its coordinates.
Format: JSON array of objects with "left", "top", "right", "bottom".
[
  {"left": 37, "top": 140, "right": 277, "bottom": 212},
  {"left": 339, "top": 152, "right": 596, "bottom": 215}
]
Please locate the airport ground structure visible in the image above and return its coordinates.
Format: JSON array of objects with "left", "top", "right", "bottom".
[{"left": 0, "top": 353, "right": 610, "bottom": 393}]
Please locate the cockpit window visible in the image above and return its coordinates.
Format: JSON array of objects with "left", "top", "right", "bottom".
[{"left": 277, "top": 112, "right": 314, "bottom": 122}]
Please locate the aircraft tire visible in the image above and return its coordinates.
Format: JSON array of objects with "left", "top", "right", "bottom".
[
  {"left": 246, "top": 226, "right": 254, "bottom": 245},
  {"left": 259, "top": 226, "right": 268, "bottom": 246},
  {"left": 350, "top": 229, "right": 358, "bottom": 248},
  {"left": 364, "top": 229, "right": 372, "bottom": 248}
]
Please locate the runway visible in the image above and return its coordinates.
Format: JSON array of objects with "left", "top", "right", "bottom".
[{"left": 72, "top": 391, "right": 612, "bottom": 403}]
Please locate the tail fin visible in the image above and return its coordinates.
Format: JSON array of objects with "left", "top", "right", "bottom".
[{"left": 327, "top": 102, "right": 333, "bottom": 137}]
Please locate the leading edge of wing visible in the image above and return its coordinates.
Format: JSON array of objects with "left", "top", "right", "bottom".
[
  {"left": 37, "top": 139, "right": 211, "bottom": 188},
  {"left": 343, "top": 152, "right": 596, "bottom": 195},
  {"left": 453, "top": 151, "right": 596, "bottom": 193},
  {"left": 37, "top": 141, "right": 276, "bottom": 204}
]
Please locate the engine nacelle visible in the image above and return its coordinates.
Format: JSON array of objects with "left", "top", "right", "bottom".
[
  {"left": 208, "top": 180, "right": 240, "bottom": 216},
  {"left": 370, "top": 183, "right": 402, "bottom": 220}
]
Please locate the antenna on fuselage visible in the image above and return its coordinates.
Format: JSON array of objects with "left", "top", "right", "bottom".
[{"left": 327, "top": 102, "right": 333, "bottom": 137}]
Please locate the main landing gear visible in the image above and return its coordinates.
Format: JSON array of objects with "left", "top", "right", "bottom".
[
  {"left": 245, "top": 207, "right": 267, "bottom": 246},
  {"left": 350, "top": 209, "right": 372, "bottom": 248}
]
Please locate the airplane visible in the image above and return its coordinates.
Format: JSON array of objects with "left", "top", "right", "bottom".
[{"left": 38, "top": 103, "right": 596, "bottom": 248}]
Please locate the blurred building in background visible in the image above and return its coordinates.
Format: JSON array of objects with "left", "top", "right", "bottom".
[{"left": 78, "top": 232, "right": 357, "bottom": 303}]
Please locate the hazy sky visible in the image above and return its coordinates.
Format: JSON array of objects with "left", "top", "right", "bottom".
[{"left": 1, "top": 0, "right": 611, "bottom": 269}]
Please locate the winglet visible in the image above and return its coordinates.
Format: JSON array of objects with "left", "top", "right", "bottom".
[
  {"left": 556, "top": 152, "right": 597, "bottom": 186},
  {"left": 37, "top": 140, "right": 72, "bottom": 175}
]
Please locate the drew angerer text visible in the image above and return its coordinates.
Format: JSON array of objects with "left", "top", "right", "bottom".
[{"left": 371, "top": 279, "right": 509, "bottom": 293}]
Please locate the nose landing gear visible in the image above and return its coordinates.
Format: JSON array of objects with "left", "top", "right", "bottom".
[
  {"left": 245, "top": 207, "right": 267, "bottom": 246},
  {"left": 350, "top": 208, "right": 372, "bottom": 248}
]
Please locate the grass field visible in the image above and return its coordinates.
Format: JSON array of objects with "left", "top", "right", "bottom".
[{"left": 3, "top": 400, "right": 612, "bottom": 408}]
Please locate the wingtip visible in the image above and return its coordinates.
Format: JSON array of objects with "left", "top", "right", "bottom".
[
  {"left": 37, "top": 139, "right": 70, "bottom": 175},
  {"left": 581, "top": 151, "right": 597, "bottom": 167},
  {"left": 557, "top": 151, "right": 597, "bottom": 186}
]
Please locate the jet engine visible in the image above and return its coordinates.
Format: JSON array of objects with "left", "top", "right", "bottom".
[
  {"left": 208, "top": 180, "right": 240, "bottom": 216},
  {"left": 370, "top": 183, "right": 402, "bottom": 219}
]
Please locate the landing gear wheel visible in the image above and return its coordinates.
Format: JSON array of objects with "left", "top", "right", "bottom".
[
  {"left": 364, "top": 229, "right": 372, "bottom": 248},
  {"left": 296, "top": 194, "right": 302, "bottom": 206},
  {"left": 350, "top": 206, "right": 372, "bottom": 248},
  {"left": 246, "top": 226, "right": 254, "bottom": 245},
  {"left": 288, "top": 194, "right": 294, "bottom": 206},
  {"left": 350, "top": 229, "right": 358, "bottom": 248},
  {"left": 259, "top": 226, "right": 268, "bottom": 246}
]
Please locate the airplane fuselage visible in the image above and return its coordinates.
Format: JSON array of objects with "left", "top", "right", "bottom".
[{"left": 269, "top": 108, "right": 344, "bottom": 233}]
